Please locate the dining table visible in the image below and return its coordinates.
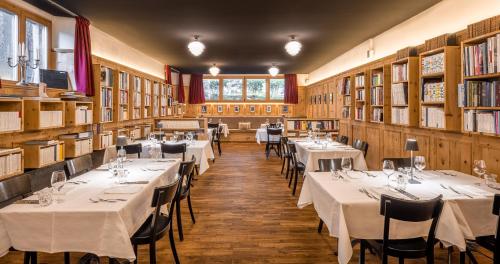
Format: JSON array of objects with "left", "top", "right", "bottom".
[
  {"left": 255, "top": 127, "right": 283, "bottom": 144},
  {"left": 291, "top": 139, "right": 368, "bottom": 172},
  {"left": 0, "top": 158, "right": 181, "bottom": 261},
  {"left": 297, "top": 169, "right": 499, "bottom": 264}
]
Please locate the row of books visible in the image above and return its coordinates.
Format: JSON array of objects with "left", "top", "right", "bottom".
[
  {"left": 0, "top": 112, "right": 21, "bottom": 132},
  {"left": 286, "top": 120, "right": 339, "bottom": 131},
  {"left": 119, "top": 90, "right": 128, "bottom": 105},
  {"left": 119, "top": 72, "right": 129, "bottom": 90},
  {"left": 371, "top": 108, "right": 383, "bottom": 122},
  {"left": 421, "top": 106, "right": 445, "bottom": 129},
  {"left": 371, "top": 72, "right": 383, "bottom": 86},
  {"left": 463, "top": 33, "right": 500, "bottom": 76},
  {"left": 40, "top": 111, "right": 63, "bottom": 128},
  {"left": 391, "top": 83, "right": 408, "bottom": 105},
  {"left": 392, "top": 63, "right": 408, "bottom": 83},
  {"left": 100, "top": 67, "right": 114, "bottom": 87},
  {"left": 421, "top": 52, "right": 445, "bottom": 75},
  {"left": 458, "top": 80, "right": 500, "bottom": 107},
  {"left": 133, "top": 90, "right": 142, "bottom": 108},
  {"left": 370, "top": 87, "right": 384, "bottom": 105},
  {"left": 133, "top": 108, "right": 141, "bottom": 119},
  {"left": 73, "top": 138, "right": 93, "bottom": 157},
  {"left": 391, "top": 107, "right": 409, "bottom": 125},
  {"left": 58, "top": 131, "right": 92, "bottom": 139},
  {"left": 101, "top": 108, "right": 112, "bottom": 122},
  {"left": 75, "top": 107, "right": 93, "bottom": 125},
  {"left": 422, "top": 82, "right": 445, "bottom": 103},
  {"left": 101, "top": 87, "right": 113, "bottom": 108},
  {"left": 342, "top": 78, "right": 351, "bottom": 95},
  {"left": 144, "top": 108, "right": 149, "bottom": 118},
  {"left": 355, "top": 106, "right": 365, "bottom": 121},
  {"left": 119, "top": 106, "right": 129, "bottom": 121},
  {"left": 344, "top": 95, "right": 351, "bottom": 106},
  {"left": 463, "top": 110, "right": 500, "bottom": 134},
  {"left": 356, "top": 90, "right": 365, "bottom": 101},
  {"left": 39, "top": 143, "right": 64, "bottom": 166},
  {"left": 342, "top": 107, "right": 351, "bottom": 119},
  {"left": 0, "top": 150, "right": 22, "bottom": 177},
  {"left": 98, "top": 132, "right": 114, "bottom": 149},
  {"left": 355, "top": 75, "right": 365, "bottom": 87}
]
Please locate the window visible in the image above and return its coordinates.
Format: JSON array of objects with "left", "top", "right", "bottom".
[
  {"left": 203, "top": 79, "right": 219, "bottom": 101},
  {"left": 270, "top": 78, "right": 285, "bottom": 100},
  {"left": 0, "top": 8, "right": 18, "bottom": 81},
  {"left": 246, "top": 79, "right": 266, "bottom": 100},
  {"left": 25, "top": 18, "right": 48, "bottom": 83},
  {"left": 223, "top": 79, "right": 243, "bottom": 100}
]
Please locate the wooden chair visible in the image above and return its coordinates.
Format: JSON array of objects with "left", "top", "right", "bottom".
[
  {"left": 287, "top": 142, "right": 305, "bottom": 196},
  {"left": 359, "top": 194, "right": 444, "bottom": 264},
  {"left": 382, "top": 158, "right": 412, "bottom": 170},
  {"left": 116, "top": 143, "right": 143, "bottom": 158},
  {"left": 161, "top": 143, "right": 187, "bottom": 161},
  {"left": 209, "top": 125, "right": 223, "bottom": 157},
  {"left": 352, "top": 139, "right": 369, "bottom": 157},
  {"left": 266, "top": 127, "right": 282, "bottom": 159},
  {"left": 131, "top": 179, "right": 181, "bottom": 264},
  {"left": 280, "top": 137, "right": 291, "bottom": 179},
  {"left": 175, "top": 156, "right": 197, "bottom": 241},
  {"left": 336, "top": 135, "right": 349, "bottom": 145},
  {"left": 65, "top": 154, "right": 93, "bottom": 179}
]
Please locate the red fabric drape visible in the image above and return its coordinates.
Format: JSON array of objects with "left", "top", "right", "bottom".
[
  {"left": 177, "top": 72, "right": 185, "bottom": 103},
  {"left": 74, "top": 16, "right": 94, "bottom": 96},
  {"left": 188, "top": 73, "right": 205, "bottom": 104},
  {"left": 284, "top": 74, "right": 298, "bottom": 104},
  {"left": 165, "top": 65, "right": 172, "bottom": 85}
]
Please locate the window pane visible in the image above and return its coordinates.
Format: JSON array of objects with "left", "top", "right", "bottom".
[
  {"left": 0, "top": 8, "right": 18, "bottom": 81},
  {"left": 223, "top": 79, "right": 243, "bottom": 100},
  {"left": 270, "top": 79, "right": 285, "bottom": 100},
  {"left": 25, "top": 19, "right": 48, "bottom": 84},
  {"left": 203, "top": 79, "right": 219, "bottom": 101},
  {"left": 246, "top": 79, "right": 266, "bottom": 100}
]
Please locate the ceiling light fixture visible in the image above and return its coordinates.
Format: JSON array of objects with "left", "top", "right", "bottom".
[
  {"left": 188, "top": 35, "right": 205, "bottom": 56},
  {"left": 268, "top": 64, "right": 279, "bottom": 77},
  {"left": 209, "top": 64, "right": 220, "bottom": 76},
  {"left": 285, "top": 35, "right": 302, "bottom": 56}
]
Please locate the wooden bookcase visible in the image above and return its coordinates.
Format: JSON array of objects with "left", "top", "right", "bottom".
[
  {"left": 93, "top": 131, "right": 113, "bottom": 150},
  {"left": 460, "top": 30, "right": 500, "bottom": 137},
  {"left": 341, "top": 76, "right": 353, "bottom": 120},
  {"left": 93, "top": 64, "right": 114, "bottom": 123},
  {"left": 160, "top": 83, "right": 168, "bottom": 117},
  {"left": 354, "top": 71, "right": 369, "bottom": 121},
  {"left": 284, "top": 118, "right": 340, "bottom": 137},
  {"left": 0, "top": 148, "right": 23, "bottom": 180},
  {"left": 140, "top": 124, "right": 152, "bottom": 138},
  {"left": 152, "top": 81, "right": 160, "bottom": 117},
  {"left": 143, "top": 79, "right": 152, "bottom": 118},
  {"left": 369, "top": 65, "right": 391, "bottom": 124},
  {"left": 60, "top": 137, "right": 93, "bottom": 158},
  {"left": 24, "top": 99, "right": 65, "bottom": 130},
  {"left": 65, "top": 101, "right": 93, "bottom": 126},
  {"left": 115, "top": 71, "right": 130, "bottom": 122},
  {"left": 23, "top": 141, "right": 65, "bottom": 169},
  {"left": 0, "top": 98, "right": 23, "bottom": 134},
  {"left": 131, "top": 76, "right": 142, "bottom": 120},
  {"left": 390, "top": 57, "right": 419, "bottom": 127},
  {"left": 418, "top": 46, "right": 460, "bottom": 131},
  {"left": 128, "top": 126, "right": 142, "bottom": 140}
]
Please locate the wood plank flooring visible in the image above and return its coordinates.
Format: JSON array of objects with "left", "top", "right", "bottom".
[{"left": 0, "top": 143, "right": 491, "bottom": 263}]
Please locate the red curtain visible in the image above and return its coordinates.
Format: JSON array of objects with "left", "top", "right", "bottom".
[
  {"left": 188, "top": 73, "right": 205, "bottom": 104},
  {"left": 74, "top": 16, "right": 94, "bottom": 96},
  {"left": 177, "top": 72, "right": 185, "bottom": 103},
  {"left": 165, "top": 65, "right": 172, "bottom": 85},
  {"left": 284, "top": 74, "right": 298, "bottom": 104}
]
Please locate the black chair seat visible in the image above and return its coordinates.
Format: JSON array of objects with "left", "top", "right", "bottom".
[
  {"left": 297, "top": 162, "right": 305, "bottom": 171},
  {"left": 131, "top": 214, "right": 170, "bottom": 245},
  {"left": 476, "top": 235, "right": 496, "bottom": 252},
  {"left": 366, "top": 238, "right": 428, "bottom": 258}
]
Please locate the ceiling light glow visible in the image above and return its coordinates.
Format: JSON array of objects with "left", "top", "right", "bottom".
[
  {"left": 188, "top": 35, "right": 205, "bottom": 56},
  {"left": 268, "top": 65, "right": 279, "bottom": 77},
  {"left": 285, "top": 36, "right": 302, "bottom": 56},
  {"left": 209, "top": 64, "right": 220, "bottom": 76}
]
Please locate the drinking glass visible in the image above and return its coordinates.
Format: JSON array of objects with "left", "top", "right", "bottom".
[
  {"left": 37, "top": 188, "right": 53, "bottom": 207},
  {"left": 485, "top": 173, "right": 498, "bottom": 188},
  {"left": 116, "top": 168, "right": 129, "bottom": 184},
  {"left": 414, "top": 156, "right": 426, "bottom": 172},
  {"left": 51, "top": 170, "right": 67, "bottom": 203},
  {"left": 341, "top": 157, "right": 352, "bottom": 172},
  {"left": 107, "top": 159, "right": 117, "bottom": 178},
  {"left": 396, "top": 174, "right": 407, "bottom": 191},
  {"left": 473, "top": 160, "right": 487, "bottom": 178},
  {"left": 330, "top": 169, "right": 339, "bottom": 181},
  {"left": 382, "top": 160, "right": 395, "bottom": 189}
]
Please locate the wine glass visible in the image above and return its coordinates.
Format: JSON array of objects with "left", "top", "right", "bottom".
[
  {"left": 473, "top": 160, "right": 487, "bottom": 178},
  {"left": 414, "top": 156, "right": 426, "bottom": 172},
  {"left": 341, "top": 157, "right": 352, "bottom": 173},
  {"left": 330, "top": 169, "right": 339, "bottom": 181},
  {"left": 485, "top": 173, "right": 498, "bottom": 188},
  {"left": 107, "top": 159, "right": 117, "bottom": 177},
  {"left": 51, "top": 170, "right": 67, "bottom": 203},
  {"left": 382, "top": 160, "right": 395, "bottom": 189}
]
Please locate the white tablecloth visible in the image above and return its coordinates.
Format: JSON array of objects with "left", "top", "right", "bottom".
[
  {"left": 298, "top": 170, "right": 498, "bottom": 264},
  {"left": 255, "top": 128, "right": 283, "bottom": 144},
  {"left": 220, "top": 124, "right": 229, "bottom": 137},
  {"left": 0, "top": 159, "right": 181, "bottom": 261},
  {"left": 292, "top": 140, "right": 368, "bottom": 172},
  {"left": 137, "top": 140, "right": 214, "bottom": 174}
]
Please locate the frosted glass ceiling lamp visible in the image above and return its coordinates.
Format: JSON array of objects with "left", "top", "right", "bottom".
[
  {"left": 188, "top": 35, "right": 205, "bottom": 56},
  {"left": 209, "top": 64, "right": 220, "bottom": 76},
  {"left": 268, "top": 65, "right": 279, "bottom": 77},
  {"left": 285, "top": 36, "right": 302, "bottom": 56}
]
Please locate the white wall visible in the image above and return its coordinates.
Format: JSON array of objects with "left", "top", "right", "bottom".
[{"left": 307, "top": 0, "right": 500, "bottom": 85}]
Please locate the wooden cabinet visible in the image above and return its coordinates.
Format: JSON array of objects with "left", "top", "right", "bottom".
[
  {"left": 65, "top": 101, "right": 93, "bottom": 126},
  {"left": 0, "top": 148, "right": 23, "bottom": 180},
  {"left": 23, "top": 141, "right": 65, "bottom": 169},
  {"left": 24, "top": 99, "right": 65, "bottom": 130}
]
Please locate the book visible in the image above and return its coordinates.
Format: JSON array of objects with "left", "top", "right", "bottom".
[
  {"left": 0, "top": 111, "right": 21, "bottom": 132},
  {"left": 392, "top": 63, "right": 408, "bottom": 83},
  {"left": 421, "top": 106, "right": 445, "bottom": 128},
  {"left": 422, "top": 82, "right": 445, "bottom": 103},
  {"left": 421, "top": 52, "right": 445, "bottom": 75},
  {"left": 458, "top": 80, "right": 500, "bottom": 107},
  {"left": 372, "top": 108, "right": 383, "bottom": 122},
  {"left": 391, "top": 83, "right": 408, "bottom": 105},
  {"left": 463, "top": 33, "right": 500, "bottom": 76},
  {"left": 391, "top": 107, "right": 409, "bottom": 125}
]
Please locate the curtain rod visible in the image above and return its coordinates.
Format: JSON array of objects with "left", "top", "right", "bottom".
[{"left": 45, "top": 0, "right": 78, "bottom": 17}]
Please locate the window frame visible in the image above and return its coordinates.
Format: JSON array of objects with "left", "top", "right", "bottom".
[
  {"left": 269, "top": 78, "right": 285, "bottom": 102},
  {"left": 202, "top": 75, "right": 284, "bottom": 102},
  {"left": 222, "top": 78, "right": 244, "bottom": 101},
  {"left": 245, "top": 78, "right": 267, "bottom": 101},
  {"left": 202, "top": 77, "right": 220, "bottom": 102}
]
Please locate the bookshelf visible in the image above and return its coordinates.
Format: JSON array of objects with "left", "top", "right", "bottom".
[
  {"left": 140, "top": 124, "right": 152, "bottom": 138},
  {"left": 354, "top": 71, "right": 368, "bottom": 121},
  {"left": 460, "top": 30, "right": 500, "bottom": 136},
  {"left": 65, "top": 101, "right": 93, "bottom": 126},
  {"left": 340, "top": 76, "right": 353, "bottom": 120},
  {"left": 94, "top": 131, "right": 113, "bottom": 150},
  {"left": 153, "top": 81, "right": 160, "bottom": 117},
  {"left": 160, "top": 83, "right": 168, "bottom": 117},
  {"left": 419, "top": 46, "right": 460, "bottom": 131},
  {"left": 129, "top": 126, "right": 142, "bottom": 140},
  {"left": 369, "top": 65, "right": 391, "bottom": 124},
  {"left": 23, "top": 140, "right": 65, "bottom": 169},
  {"left": 284, "top": 118, "right": 340, "bottom": 137},
  {"left": 93, "top": 65, "right": 114, "bottom": 123},
  {"left": 24, "top": 99, "right": 65, "bottom": 130},
  {"left": 0, "top": 148, "right": 23, "bottom": 180},
  {"left": 143, "top": 79, "right": 152, "bottom": 118},
  {"left": 390, "top": 57, "right": 419, "bottom": 127},
  {"left": 116, "top": 71, "right": 130, "bottom": 122},
  {"left": 0, "top": 98, "right": 23, "bottom": 134},
  {"left": 59, "top": 136, "right": 93, "bottom": 158},
  {"left": 131, "top": 76, "right": 142, "bottom": 120}
]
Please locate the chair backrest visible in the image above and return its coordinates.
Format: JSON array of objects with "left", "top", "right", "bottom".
[
  {"left": 0, "top": 174, "right": 32, "bottom": 208},
  {"left": 267, "top": 127, "right": 282, "bottom": 136},
  {"left": 353, "top": 139, "right": 368, "bottom": 157},
  {"left": 177, "top": 156, "right": 197, "bottom": 197},
  {"left": 287, "top": 142, "right": 300, "bottom": 166},
  {"left": 117, "top": 143, "right": 142, "bottom": 158},
  {"left": 102, "top": 146, "right": 117, "bottom": 164},
  {"left": 280, "top": 137, "right": 289, "bottom": 155},
  {"left": 149, "top": 178, "right": 180, "bottom": 241},
  {"left": 382, "top": 158, "right": 411, "bottom": 170},
  {"left": 208, "top": 123, "right": 219, "bottom": 129},
  {"left": 317, "top": 158, "right": 344, "bottom": 172},
  {"left": 161, "top": 143, "right": 187, "bottom": 161},
  {"left": 66, "top": 154, "right": 93, "bottom": 178},
  {"left": 336, "top": 135, "right": 348, "bottom": 144},
  {"left": 380, "top": 194, "right": 444, "bottom": 254},
  {"left": 268, "top": 123, "right": 277, "bottom": 128}
]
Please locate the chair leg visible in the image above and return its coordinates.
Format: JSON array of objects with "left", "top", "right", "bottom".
[
  {"left": 459, "top": 251, "right": 465, "bottom": 264},
  {"left": 288, "top": 168, "right": 294, "bottom": 187},
  {"left": 399, "top": 257, "right": 404, "bottom": 264},
  {"left": 64, "top": 252, "right": 70, "bottom": 264},
  {"left": 265, "top": 143, "right": 270, "bottom": 159},
  {"left": 30, "top": 252, "right": 37, "bottom": 264},
  {"left": 149, "top": 242, "right": 156, "bottom": 264},
  {"left": 292, "top": 169, "right": 299, "bottom": 196},
  {"left": 317, "top": 219, "right": 324, "bottom": 233},
  {"left": 359, "top": 240, "right": 365, "bottom": 264},
  {"left": 285, "top": 158, "right": 290, "bottom": 179},
  {"left": 169, "top": 225, "right": 180, "bottom": 264},
  {"left": 281, "top": 157, "right": 286, "bottom": 174},
  {"left": 176, "top": 199, "right": 184, "bottom": 241},
  {"left": 187, "top": 195, "right": 196, "bottom": 224},
  {"left": 133, "top": 244, "right": 138, "bottom": 264},
  {"left": 23, "top": 252, "right": 30, "bottom": 264},
  {"left": 217, "top": 140, "right": 222, "bottom": 156}
]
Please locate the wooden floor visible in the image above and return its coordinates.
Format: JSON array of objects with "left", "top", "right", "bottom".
[{"left": 1, "top": 143, "right": 491, "bottom": 263}]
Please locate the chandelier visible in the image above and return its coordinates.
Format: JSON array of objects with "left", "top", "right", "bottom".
[
  {"left": 285, "top": 36, "right": 302, "bottom": 56},
  {"left": 188, "top": 35, "right": 205, "bottom": 56},
  {"left": 209, "top": 64, "right": 220, "bottom": 76},
  {"left": 268, "top": 65, "right": 279, "bottom": 77}
]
